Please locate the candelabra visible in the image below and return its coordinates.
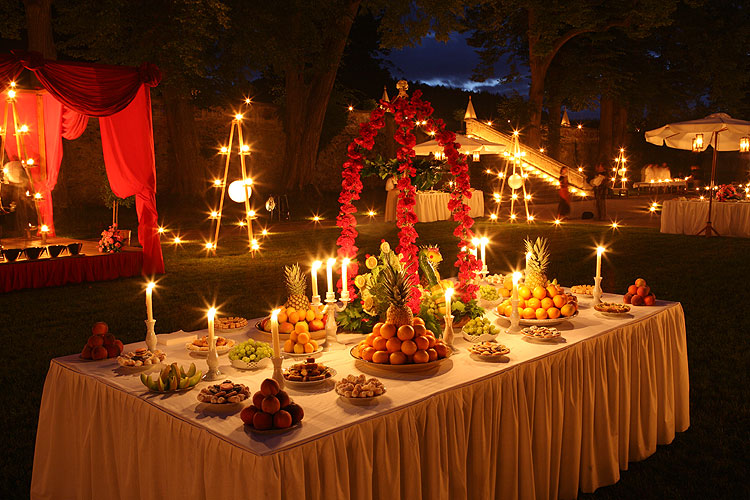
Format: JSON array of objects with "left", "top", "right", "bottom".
[{"left": 324, "top": 291, "right": 350, "bottom": 345}]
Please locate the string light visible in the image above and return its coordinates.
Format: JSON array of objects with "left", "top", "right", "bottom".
[
  {"left": 205, "top": 242, "right": 215, "bottom": 250},
  {"left": 157, "top": 227, "right": 166, "bottom": 234},
  {"left": 213, "top": 179, "right": 222, "bottom": 186},
  {"left": 220, "top": 146, "right": 228, "bottom": 154},
  {"left": 510, "top": 213, "right": 517, "bottom": 220},
  {"left": 489, "top": 213, "right": 498, "bottom": 221},
  {"left": 553, "top": 219, "right": 561, "bottom": 225},
  {"left": 244, "top": 98, "right": 251, "bottom": 104},
  {"left": 238, "top": 220, "right": 246, "bottom": 227},
  {"left": 367, "top": 210, "right": 376, "bottom": 217},
  {"left": 247, "top": 210, "right": 256, "bottom": 218},
  {"left": 240, "top": 144, "right": 250, "bottom": 154},
  {"left": 251, "top": 239, "right": 260, "bottom": 251},
  {"left": 312, "top": 215, "right": 321, "bottom": 222},
  {"left": 261, "top": 228, "right": 268, "bottom": 236},
  {"left": 209, "top": 210, "right": 219, "bottom": 219},
  {"left": 234, "top": 113, "right": 243, "bottom": 121},
  {"left": 527, "top": 215, "right": 534, "bottom": 222},
  {"left": 347, "top": 105, "right": 354, "bottom": 112},
  {"left": 173, "top": 236, "right": 182, "bottom": 244}
]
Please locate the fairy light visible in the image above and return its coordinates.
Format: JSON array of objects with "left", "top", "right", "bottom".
[
  {"left": 312, "top": 215, "right": 321, "bottom": 222},
  {"left": 205, "top": 242, "right": 215, "bottom": 250},
  {"left": 498, "top": 172, "right": 504, "bottom": 179},
  {"left": 510, "top": 213, "right": 517, "bottom": 220},
  {"left": 539, "top": 148, "right": 545, "bottom": 153},
  {"left": 34, "top": 192, "right": 42, "bottom": 200},
  {"left": 247, "top": 209, "right": 256, "bottom": 218},
  {"left": 348, "top": 105, "right": 354, "bottom": 112},
  {"left": 251, "top": 239, "right": 260, "bottom": 251},
  {"left": 611, "top": 221, "right": 619, "bottom": 229},
  {"left": 209, "top": 210, "right": 219, "bottom": 218},
  {"left": 7, "top": 89, "right": 16, "bottom": 99},
  {"left": 244, "top": 98, "right": 251, "bottom": 104},
  {"left": 240, "top": 144, "right": 250, "bottom": 154},
  {"left": 19, "top": 124, "right": 29, "bottom": 133},
  {"left": 489, "top": 213, "right": 498, "bottom": 221},
  {"left": 511, "top": 193, "right": 518, "bottom": 200},
  {"left": 367, "top": 210, "right": 376, "bottom": 217},
  {"left": 220, "top": 146, "right": 228, "bottom": 154},
  {"left": 157, "top": 226, "right": 166, "bottom": 234},
  {"left": 485, "top": 169, "right": 492, "bottom": 174},
  {"left": 213, "top": 179, "right": 222, "bottom": 186},
  {"left": 524, "top": 194, "right": 531, "bottom": 201},
  {"left": 487, "top": 121, "right": 493, "bottom": 126},
  {"left": 26, "top": 158, "right": 34, "bottom": 165},
  {"left": 261, "top": 228, "right": 268, "bottom": 236},
  {"left": 512, "top": 130, "right": 519, "bottom": 137},
  {"left": 553, "top": 219, "right": 561, "bottom": 225},
  {"left": 578, "top": 167, "right": 583, "bottom": 172},
  {"left": 527, "top": 214, "right": 535, "bottom": 221},
  {"left": 234, "top": 113, "right": 243, "bottom": 121},
  {"left": 577, "top": 124, "right": 583, "bottom": 130},
  {"left": 238, "top": 220, "right": 246, "bottom": 227},
  {"left": 429, "top": 130, "right": 436, "bottom": 136},
  {"left": 173, "top": 236, "right": 182, "bottom": 244}
]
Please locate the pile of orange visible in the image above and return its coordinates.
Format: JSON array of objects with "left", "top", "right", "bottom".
[
  {"left": 352, "top": 318, "right": 450, "bottom": 365},
  {"left": 497, "top": 283, "right": 578, "bottom": 320}
]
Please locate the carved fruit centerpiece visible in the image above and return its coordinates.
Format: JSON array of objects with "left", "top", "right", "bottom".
[
  {"left": 261, "top": 263, "right": 326, "bottom": 340},
  {"left": 352, "top": 267, "right": 451, "bottom": 365}
]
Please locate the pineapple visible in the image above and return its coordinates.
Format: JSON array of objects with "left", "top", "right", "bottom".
[
  {"left": 283, "top": 263, "right": 310, "bottom": 310},
  {"left": 381, "top": 266, "right": 414, "bottom": 327},
  {"left": 524, "top": 237, "right": 550, "bottom": 290}
]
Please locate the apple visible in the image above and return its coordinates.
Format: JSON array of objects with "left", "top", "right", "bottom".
[
  {"left": 87, "top": 335, "right": 104, "bottom": 348},
  {"left": 261, "top": 395, "right": 281, "bottom": 414},
  {"left": 623, "top": 293, "right": 633, "bottom": 304},
  {"left": 276, "top": 390, "right": 290, "bottom": 409},
  {"left": 252, "top": 391, "right": 265, "bottom": 409},
  {"left": 260, "top": 378, "right": 280, "bottom": 397},
  {"left": 91, "top": 346, "right": 108, "bottom": 360},
  {"left": 286, "top": 403, "right": 304, "bottom": 424},
  {"left": 637, "top": 286, "right": 650, "bottom": 297},
  {"left": 102, "top": 333, "right": 116, "bottom": 346},
  {"left": 106, "top": 345, "right": 120, "bottom": 358},
  {"left": 631, "top": 294, "right": 645, "bottom": 306},
  {"left": 92, "top": 322, "right": 108, "bottom": 335},
  {"left": 627, "top": 284, "right": 638, "bottom": 295},
  {"left": 252, "top": 411, "right": 273, "bottom": 430},
  {"left": 273, "top": 410, "right": 293, "bottom": 429},
  {"left": 644, "top": 294, "right": 656, "bottom": 306},
  {"left": 240, "top": 405, "right": 259, "bottom": 425},
  {"left": 634, "top": 278, "right": 647, "bottom": 288},
  {"left": 81, "top": 345, "right": 93, "bottom": 359}
]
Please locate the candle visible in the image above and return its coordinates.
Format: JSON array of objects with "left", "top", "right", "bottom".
[
  {"left": 480, "top": 237, "right": 488, "bottom": 267},
  {"left": 512, "top": 271, "right": 521, "bottom": 300},
  {"left": 271, "top": 309, "right": 281, "bottom": 358},
  {"left": 146, "top": 282, "right": 155, "bottom": 321},
  {"left": 525, "top": 251, "right": 532, "bottom": 271},
  {"left": 445, "top": 287, "right": 454, "bottom": 317},
  {"left": 311, "top": 260, "right": 322, "bottom": 297},
  {"left": 326, "top": 258, "right": 336, "bottom": 294},
  {"left": 596, "top": 246, "right": 605, "bottom": 280},
  {"left": 341, "top": 258, "right": 350, "bottom": 299},
  {"left": 471, "top": 237, "right": 480, "bottom": 259},
  {"left": 207, "top": 307, "right": 216, "bottom": 347}
]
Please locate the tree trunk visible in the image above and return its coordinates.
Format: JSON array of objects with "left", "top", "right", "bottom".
[
  {"left": 612, "top": 102, "right": 628, "bottom": 151},
  {"left": 163, "top": 89, "right": 205, "bottom": 198},
  {"left": 24, "top": 0, "right": 56, "bottom": 58},
  {"left": 546, "top": 94, "right": 562, "bottom": 160},
  {"left": 526, "top": 60, "right": 546, "bottom": 149},
  {"left": 282, "top": 1, "right": 360, "bottom": 191},
  {"left": 598, "top": 96, "right": 614, "bottom": 163}
]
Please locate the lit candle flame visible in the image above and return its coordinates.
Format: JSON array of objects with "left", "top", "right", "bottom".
[{"left": 597, "top": 246, "right": 606, "bottom": 255}]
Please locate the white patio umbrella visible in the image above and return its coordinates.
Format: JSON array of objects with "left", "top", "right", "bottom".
[
  {"left": 414, "top": 133, "right": 506, "bottom": 158},
  {"left": 645, "top": 113, "right": 750, "bottom": 236}
]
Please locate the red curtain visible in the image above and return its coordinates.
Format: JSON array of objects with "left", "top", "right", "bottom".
[{"left": 0, "top": 51, "right": 164, "bottom": 274}]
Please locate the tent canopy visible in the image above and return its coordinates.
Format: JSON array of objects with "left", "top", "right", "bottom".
[
  {"left": 645, "top": 113, "right": 750, "bottom": 151},
  {"left": 414, "top": 133, "right": 506, "bottom": 156}
]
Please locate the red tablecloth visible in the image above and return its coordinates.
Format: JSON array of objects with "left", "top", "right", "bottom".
[{"left": 0, "top": 250, "right": 143, "bottom": 292}]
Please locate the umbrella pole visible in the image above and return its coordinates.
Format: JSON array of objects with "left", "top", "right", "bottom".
[{"left": 697, "top": 133, "right": 720, "bottom": 237}]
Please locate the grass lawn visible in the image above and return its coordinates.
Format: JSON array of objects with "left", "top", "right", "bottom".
[{"left": 2, "top": 219, "right": 749, "bottom": 498}]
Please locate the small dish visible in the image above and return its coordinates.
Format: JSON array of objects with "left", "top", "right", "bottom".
[
  {"left": 230, "top": 357, "right": 272, "bottom": 370},
  {"left": 247, "top": 421, "right": 302, "bottom": 434},
  {"left": 283, "top": 367, "right": 336, "bottom": 388}
]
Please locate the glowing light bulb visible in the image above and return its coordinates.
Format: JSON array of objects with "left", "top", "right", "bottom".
[
  {"left": 220, "top": 146, "right": 228, "bottom": 154},
  {"left": 524, "top": 194, "right": 531, "bottom": 201},
  {"left": 578, "top": 167, "right": 583, "bottom": 172},
  {"left": 522, "top": 172, "right": 528, "bottom": 178},
  {"left": 510, "top": 213, "right": 517, "bottom": 220},
  {"left": 554, "top": 219, "right": 561, "bottom": 225},
  {"left": 41, "top": 224, "right": 49, "bottom": 232},
  {"left": 240, "top": 144, "right": 250, "bottom": 153},
  {"left": 157, "top": 227, "right": 166, "bottom": 234},
  {"left": 244, "top": 98, "right": 251, "bottom": 104},
  {"left": 247, "top": 210, "right": 256, "bottom": 217},
  {"left": 173, "top": 236, "right": 182, "bottom": 244},
  {"left": 251, "top": 239, "right": 260, "bottom": 250},
  {"left": 210, "top": 210, "right": 219, "bottom": 218},
  {"left": 487, "top": 121, "right": 493, "bottom": 126},
  {"left": 429, "top": 130, "right": 435, "bottom": 136},
  {"left": 19, "top": 124, "right": 28, "bottom": 133},
  {"left": 512, "top": 130, "right": 519, "bottom": 136},
  {"left": 577, "top": 124, "right": 582, "bottom": 129},
  {"left": 498, "top": 172, "right": 504, "bottom": 178},
  {"left": 238, "top": 220, "right": 246, "bottom": 227},
  {"left": 235, "top": 113, "right": 243, "bottom": 121},
  {"left": 261, "top": 228, "right": 268, "bottom": 236},
  {"left": 313, "top": 215, "right": 321, "bottom": 222},
  {"left": 649, "top": 206, "right": 656, "bottom": 212},
  {"left": 34, "top": 192, "right": 42, "bottom": 199},
  {"left": 511, "top": 193, "right": 518, "bottom": 200},
  {"left": 539, "top": 148, "right": 545, "bottom": 153},
  {"left": 489, "top": 213, "right": 498, "bottom": 220},
  {"left": 213, "top": 179, "right": 222, "bottom": 186},
  {"left": 205, "top": 242, "right": 214, "bottom": 249},
  {"left": 527, "top": 215, "right": 534, "bottom": 221},
  {"left": 611, "top": 222, "right": 619, "bottom": 229},
  {"left": 367, "top": 210, "right": 376, "bottom": 217},
  {"left": 348, "top": 105, "right": 353, "bottom": 112},
  {"left": 7, "top": 89, "right": 16, "bottom": 99},
  {"left": 26, "top": 158, "right": 34, "bottom": 165},
  {"left": 485, "top": 169, "right": 492, "bottom": 174}
]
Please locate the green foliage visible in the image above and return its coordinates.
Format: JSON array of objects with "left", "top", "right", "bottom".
[
  {"left": 336, "top": 300, "right": 375, "bottom": 334},
  {"left": 451, "top": 298, "right": 484, "bottom": 322},
  {"left": 418, "top": 300, "right": 442, "bottom": 337},
  {"left": 362, "top": 155, "right": 446, "bottom": 191}
]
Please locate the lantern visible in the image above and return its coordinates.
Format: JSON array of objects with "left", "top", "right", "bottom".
[
  {"left": 508, "top": 173, "right": 523, "bottom": 189},
  {"left": 228, "top": 179, "right": 253, "bottom": 203},
  {"left": 692, "top": 133, "right": 704, "bottom": 152},
  {"left": 740, "top": 137, "right": 750, "bottom": 153},
  {"left": 472, "top": 152, "right": 480, "bottom": 162}
]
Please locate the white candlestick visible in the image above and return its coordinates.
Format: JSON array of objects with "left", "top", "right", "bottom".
[
  {"left": 326, "top": 257, "right": 335, "bottom": 295},
  {"left": 512, "top": 271, "right": 521, "bottom": 301},
  {"left": 311, "top": 261, "right": 321, "bottom": 298},
  {"left": 525, "top": 252, "right": 532, "bottom": 273},
  {"left": 445, "top": 287, "right": 454, "bottom": 317},
  {"left": 596, "top": 246, "right": 605, "bottom": 280},
  {"left": 341, "top": 258, "right": 350, "bottom": 300},
  {"left": 480, "top": 237, "right": 488, "bottom": 267},
  {"left": 271, "top": 309, "right": 281, "bottom": 358},
  {"left": 207, "top": 307, "right": 216, "bottom": 346},
  {"left": 471, "top": 238, "right": 480, "bottom": 259},
  {"left": 145, "top": 282, "right": 155, "bottom": 321}
]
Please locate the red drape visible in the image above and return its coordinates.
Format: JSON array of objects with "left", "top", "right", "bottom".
[{"left": 0, "top": 51, "right": 164, "bottom": 274}]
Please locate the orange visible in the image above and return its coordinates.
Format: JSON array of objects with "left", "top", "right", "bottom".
[
  {"left": 278, "top": 311, "right": 288, "bottom": 323},
  {"left": 372, "top": 323, "right": 383, "bottom": 336},
  {"left": 373, "top": 336, "right": 387, "bottom": 351},
  {"left": 295, "top": 322, "right": 309, "bottom": 334},
  {"left": 500, "top": 287, "right": 511, "bottom": 298},
  {"left": 280, "top": 322, "right": 294, "bottom": 334},
  {"left": 546, "top": 285, "right": 558, "bottom": 298},
  {"left": 362, "top": 346, "right": 376, "bottom": 361},
  {"left": 401, "top": 339, "right": 417, "bottom": 356},
  {"left": 372, "top": 350, "right": 390, "bottom": 364},
  {"left": 290, "top": 331, "right": 298, "bottom": 342},
  {"left": 412, "top": 325, "right": 427, "bottom": 337},
  {"left": 426, "top": 335, "right": 436, "bottom": 348},
  {"left": 288, "top": 311, "right": 300, "bottom": 324},
  {"left": 522, "top": 307, "right": 536, "bottom": 319},
  {"left": 547, "top": 307, "right": 561, "bottom": 319},
  {"left": 553, "top": 295, "right": 566, "bottom": 309},
  {"left": 390, "top": 351, "right": 407, "bottom": 365},
  {"left": 560, "top": 304, "right": 576, "bottom": 317},
  {"left": 541, "top": 297, "right": 554, "bottom": 310},
  {"left": 517, "top": 298, "right": 526, "bottom": 309},
  {"left": 413, "top": 350, "right": 429, "bottom": 364},
  {"left": 519, "top": 286, "right": 532, "bottom": 300},
  {"left": 380, "top": 323, "right": 397, "bottom": 339},
  {"left": 504, "top": 304, "right": 513, "bottom": 317},
  {"left": 415, "top": 336, "right": 429, "bottom": 351},
  {"left": 293, "top": 343, "right": 304, "bottom": 354},
  {"left": 283, "top": 339, "right": 294, "bottom": 353},
  {"left": 309, "top": 339, "right": 318, "bottom": 350},
  {"left": 310, "top": 319, "right": 324, "bottom": 331},
  {"left": 427, "top": 348, "right": 438, "bottom": 361},
  {"left": 412, "top": 317, "right": 425, "bottom": 326},
  {"left": 314, "top": 310, "right": 324, "bottom": 321},
  {"left": 286, "top": 307, "right": 296, "bottom": 318},
  {"left": 398, "top": 325, "right": 415, "bottom": 341},
  {"left": 532, "top": 286, "right": 547, "bottom": 300},
  {"left": 527, "top": 297, "right": 541, "bottom": 310},
  {"left": 304, "top": 342, "right": 314, "bottom": 353},
  {"left": 503, "top": 275, "right": 513, "bottom": 290},
  {"left": 535, "top": 308, "right": 548, "bottom": 320},
  {"left": 305, "top": 309, "right": 315, "bottom": 322},
  {"left": 297, "top": 331, "right": 310, "bottom": 344},
  {"left": 365, "top": 332, "right": 377, "bottom": 346},
  {"left": 386, "top": 337, "right": 402, "bottom": 353}
]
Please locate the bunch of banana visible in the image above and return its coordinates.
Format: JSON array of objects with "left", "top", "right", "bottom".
[{"left": 140, "top": 362, "right": 202, "bottom": 392}]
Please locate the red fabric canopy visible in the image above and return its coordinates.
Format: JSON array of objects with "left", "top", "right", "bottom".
[{"left": 0, "top": 51, "right": 164, "bottom": 274}]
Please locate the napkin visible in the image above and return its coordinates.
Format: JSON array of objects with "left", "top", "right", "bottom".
[{"left": 156, "top": 330, "right": 195, "bottom": 346}]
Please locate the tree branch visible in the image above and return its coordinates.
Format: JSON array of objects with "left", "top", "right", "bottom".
[{"left": 540, "top": 20, "right": 629, "bottom": 73}]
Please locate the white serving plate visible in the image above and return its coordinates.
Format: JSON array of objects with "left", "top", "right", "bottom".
[{"left": 283, "top": 367, "right": 336, "bottom": 388}]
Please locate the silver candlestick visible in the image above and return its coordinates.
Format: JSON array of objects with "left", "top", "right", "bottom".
[{"left": 145, "top": 319, "right": 157, "bottom": 352}]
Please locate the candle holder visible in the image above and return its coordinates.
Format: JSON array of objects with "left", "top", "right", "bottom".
[
  {"left": 41, "top": 232, "right": 47, "bottom": 245},
  {"left": 592, "top": 276, "right": 603, "bottom": 304},
  {"left": 442, "top": 314, "right": 456, "bottom": 350},
  {"left": 324, "top": 295, "right": 349, "bottom": 345},
  {"left": 203, "top": 339, "right": 222, "bottom": 381},
  {"left": 506, "top": 297, "right": 522, "bottom": 334},
  {"left": 271, "top": 357, "right": 285, "bottom": 390},
  {"left": 311, "top": 294, "right": 321, "bottom": 307},
  {"left": 145, "top": 319, "right": 157, "bottom": 352}
]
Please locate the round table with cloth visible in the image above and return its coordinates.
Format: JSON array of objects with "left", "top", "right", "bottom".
[
  {"left": 32, "top": 293, "right": 689, "bottom": 500},
  {"left": 660, "top": 198, "right": 750, "bottom": 237},
  {"left": 384, "top": 189, "right": 485, "bottom": 222}
]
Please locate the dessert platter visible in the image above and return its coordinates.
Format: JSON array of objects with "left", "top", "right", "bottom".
[
  {"left": 197, "top": 380, "right": 250, "bottom": 405},
  {"left": 215, "top": 316, "right": 249, "bottom": 333},
  {"left": 335, "top": 374, "right": 386, "bottom": 404},
  {"left": 570, "top": 284, "right": 594, "bottom": 297},
  {"left": 467, "top": 341, "right": 510, "bottom": 362},
  {"left": 117, "top": 347, "right": 166, "bottom": 369},
  {"left": 140, "top": 363, "right": 202, "bottom": 393},
  {"left": 461, "top": 317, "right": 499, "bottom": 343},
  {"left": 240, "top": 379, "right": 304, "bottom": 434},
  {"left": 283, "top": 357, "right": 335, "bottom": 388},
  {"left": 521, "top": 326, "right": 563, "bottom": 342},
  {"left": 186, "top": 335, "right": 235, "bottom": 355},
  {"left": 228, "top": 339, "right": 273, "bottom": 370},
  {"left": 594, "top": 302, "right": 632, "bottom": 318}
]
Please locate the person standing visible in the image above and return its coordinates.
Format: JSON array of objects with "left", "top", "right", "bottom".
[
  {"left": 591, "top": 163, "right": 608, "bottom": 221},
  {"left": 557, "top": 166, "right": 571, "bottom": 219}
]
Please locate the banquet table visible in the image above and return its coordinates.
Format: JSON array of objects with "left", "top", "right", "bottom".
[
  {"left": 661, "top": 198, "right": 750, "bottom": 237},
  {"left": 384, "top": 189, "right": 485, "bottom": 223},
  {"left": 31, "top": 293, "right": 689, "bottom": 500}
]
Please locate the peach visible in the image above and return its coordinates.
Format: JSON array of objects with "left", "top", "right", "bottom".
[
  {"left": 637, "top": 286, "right": 650, "bottom": 298},
  {"left": 91, "top": 346, "right": 107, "bottom": 360},
  {"left": 380, "top": 323, "right": 397, "bottom": 339},
  {"left": 635, "top": 278, "right": 647, "bottom": 288},
  {"left": 372, "top": 350, "right": 390, "bottom": 364},
  {"left": 286, "top": 403, "right": 304, "bottom": 423},
  {"left": 386, "top": 337, "right": 402, "bottom": 353},
  {"left": 631, "top": 294, "right": 645, "bottom": 306},
  {"left": 627, "top": 284, "right": 638, "bottom": 295},
  {"left": 400, "top": 340, "right": 417, "bottom": 356},
  {"left": 279, "top": 322, "right": 294, "bottom": 334},
  {"left": 240, "top": 405, "right": 259, "bottom": 425},
  {"left": 87, "top": 335, "right": 104, "bottom": 348},
  {"left": 624, "top": 293, "right": 633, "bottom": 304},
  {"left": 389, "top": 351, "right": 407, "bottom": 365},
  {"left": 398, "top": 325, "right": 416, "bottom": 340},
  {"left": 273, "top": 410, "right": 293, "bottom": 429},
  {"left": 277, "top": 391, "right": 290, "bottom": 408},
  {"left": 252, "top": 411, "right": 273, "bottom": 430},
  {"left": 261, "top": 395, "right": 281, "bottom": 414},
  {"left": 260, "top": 378, "right": 280, "bottom": 396},
  {"left": 102, "top": 333, "right": 116, "bottom": 346},
  {"left": 427, "top": 348, "right": 438, "bottom": 361},
  {"left": 91, "top": 322, "right": 108, "bottom": 335},
  {"left": 644, "top": 294, "right": 656, "bottom": 306},
  {"left": 81, "top": 345, "right": 93, "bottom": 359},
  {"left": 252, "top": 391, "right": 265, "bottom": 408},
  {"left": 106, "top": 345, "right": 120, "bottom": 358}
]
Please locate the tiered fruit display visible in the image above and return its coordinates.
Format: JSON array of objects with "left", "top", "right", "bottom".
[
  {"left": 140, "top": 362, "right": 202, "bottom": 392},
  {"left": 261, "top": 263, "right": 325, "bottom": 335},
  {"left": 240, "top": 379, "right": 304, "bottom": 431},
  {"left": 624, "top": 278, "right": 656, "bottom": 306},
  {"left": 81, "top": 322, "right": 124, "bottom": 360},
  {"left": 352, "top": 267, "right": 451, "bottom": 364},
  {"left": 496, "top": 283, "right": 578, "bottom": 320},
  {"left": 283, "top": 331, "right": 320, "bottom": 354}
]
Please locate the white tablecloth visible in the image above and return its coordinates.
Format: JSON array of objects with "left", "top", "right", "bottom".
[
  {"left": 384, "top": 189, "right": 485, "bottom": 223},
  {"left": 661, "top": 199, "right": 750, "bottom": 237},
  {"left": 32, "top": 295, "right": 689, "bottom": 500}
]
